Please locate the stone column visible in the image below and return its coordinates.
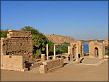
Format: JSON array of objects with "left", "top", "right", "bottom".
[
  {"left": 1, "top": 38, "right": 4, "bottom": 56},
  {"left": 53, "top": 44, "right": 56, "bottom": 59},
  {"left": 70, "top": 45, "right": 72, "bottom": 55},
  {"left": 82, "top": 45, "right": 84, "bottom": 56},
  {"left": 76, "top": 44, "right": 79, "bottom": 63},
  {"left": 41, "top": 54, "right": 45, "bottom": 61},
  {"left": 70, "top": 47, "right": 73, "bottom": 61},
  {"left": 68, "top": 46, "right": 70, "bottom": 55},
  {"left": 46, "top": 44, "right": 49, "bottom": 60},
  {"left": 98, "top": 45, "right": 104, "bottom": 59},
  {"left": 103, "top": 45, "right": 105, "bottom": 58},
  {"left": 67, "top": 46, "right": 70, "bottom": 61}
]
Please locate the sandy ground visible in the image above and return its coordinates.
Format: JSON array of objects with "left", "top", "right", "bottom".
[{"left": 1, "top": 60, "right": 108, "bottom": 81}]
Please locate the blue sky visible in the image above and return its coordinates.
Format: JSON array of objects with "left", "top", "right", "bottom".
[{"left": 1, "top": 1, "right": 108, "bottom": 40}]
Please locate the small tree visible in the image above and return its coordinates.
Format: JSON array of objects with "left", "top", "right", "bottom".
[
  {"left": 0, "top": 29, "right": 8, "bottom": 38},
  {"left": 60, "top": 45, "right": 68, "bottom": 53},
  {"left": 33, "top": 49, "right": 41, "bottom": 58},
  {"left": 48, "top": 40, "right": 54, "bottom": 55},
  {"left": 21, "top": 26, "right": 54, "bottom": 58}
]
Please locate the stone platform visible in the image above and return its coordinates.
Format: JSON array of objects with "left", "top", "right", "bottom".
[{"left": 63, "top": 57, "right": 108, "bottom": 66}]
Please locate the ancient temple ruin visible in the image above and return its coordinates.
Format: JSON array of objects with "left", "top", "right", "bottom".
[
  {"left": 69, "top": 41, "right": 84, "bottom": 59},
  {"left": 1, "top": 30, "right": 107, "bottom": 73},
  {"left": 1, "top": 30, "right": 33, "bottom": 71},
  {"left": 45, "top": 34, "right": 84, "bottom": 61},
  {"left": 89, "top": 41, "right": 105, "bottom": 58},
  {"left": 1, "top": 30, "right": 64, "bottom": 73}
]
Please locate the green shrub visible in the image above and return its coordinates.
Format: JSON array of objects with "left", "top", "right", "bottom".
[
  {"left": 49, "top": 50, "right": 54, "bottom": 56},
  {"left": 60, "top": 45, "right": 68, "bottom": 53},
  {"left": 56, "top": 49, "right": 63, "bottom": 54},
  {"left": 33, "top": 49, "right": 41, "bottom": 58}
]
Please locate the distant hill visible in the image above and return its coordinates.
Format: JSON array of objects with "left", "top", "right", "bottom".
[
  {"left": 45, "top": 34, "right": 77, "bottom": 44},
  {"left": 80, "top": 39, "right": 107, "bottom": 43}
]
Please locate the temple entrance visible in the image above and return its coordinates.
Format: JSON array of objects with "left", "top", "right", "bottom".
[
  {"left": 95, "top": 47, "right": 99, "bottom": 57},
  {"left": 72, "top": 48, "right": 75, "bottom": 58},
  {"left": 72, "top": 45, "right": 76, "bottom": 58}
]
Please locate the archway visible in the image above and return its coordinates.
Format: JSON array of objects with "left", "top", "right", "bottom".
[
  {"left": 72, "top": 44, "right": 76, "bottom": 58},
  {"left": 95, "top": 47, "right": 99, "bottom": 57}
]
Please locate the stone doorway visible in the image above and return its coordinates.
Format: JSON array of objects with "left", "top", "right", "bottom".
[
  {"left": 72, "top": 45, "right": 76, "bottom": 58},
  {"left": 95, "top": 47, "right": 99, "bottom": 57}
]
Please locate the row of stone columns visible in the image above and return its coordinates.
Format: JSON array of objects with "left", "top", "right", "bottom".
[
  {"left": 41, "top": 44, "right": 56, "bottom": 61},
  {"left": 42, "top": 44, "right": 82, "bottom": 62},
  {"left": 42, "top": 44, "right": 72, "bottom": 61}
]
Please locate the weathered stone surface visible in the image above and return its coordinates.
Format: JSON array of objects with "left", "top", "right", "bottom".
[
  {"left": 103, "top": 39, "right": 108, "bottom": 47},
  {"left": 89, "top": 41, "right": 105, "bottom": 58},
  {"left": 7, "top": 30, "right": 32, "bottom": 38},
  {"left": 30, "top": 61, "right": 43, "bottom": 69},
  {"left": 1, "top": 30, "right": 33, "bottom": 62},
  {"left": 41, "top": 54, "right": 45, "bottom": 61},
  {"left": 39, "top": 65, "right": 47, "bottom": 74},
  {"left": 39, "top": 58, "right": 64, "bottom": 73},
  {"left": 1, "top": 55, "right": 25, "bottom": 71},
  {"left": 1, "top": 30, "right": 33, "bottom": 71}
]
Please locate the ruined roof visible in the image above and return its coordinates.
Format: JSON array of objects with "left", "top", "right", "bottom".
[{"left": 7, "top": 30, "right": 32, "bottom": 38}]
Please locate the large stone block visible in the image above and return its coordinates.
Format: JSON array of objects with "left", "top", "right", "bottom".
[
  {"left": 1, "top": 55, "right": 26, "bottom": 71},
  {"left": 41, "top": 54, "right": 45, "bottom": 61},
  {"left": 39, "top": 65, "right": 47, "bottom": 74}
]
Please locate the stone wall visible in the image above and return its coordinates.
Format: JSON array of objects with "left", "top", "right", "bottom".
[
  {"left": 39, "top": 58, "right": 64, "bottom": 73},
  {"left": 1, "top": 30, "right": 33, "bottom": 71},
  {"left": 1, "top": 55, "right": 26, "bottom": 71},
  {"left": 1, "top": 30, "right": 33, "bottom": 62},
  {"left": 103, "top": 40, "right": 108, "bottom": 47}
]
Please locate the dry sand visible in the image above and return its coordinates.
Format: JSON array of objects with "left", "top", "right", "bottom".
[{"left": 1, "top": 60, "right": 108, "bottom": 81}]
